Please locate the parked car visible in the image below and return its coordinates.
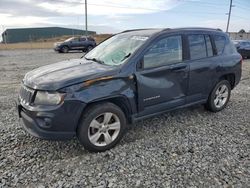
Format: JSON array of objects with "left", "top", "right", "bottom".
[
  {"left": 54, "top": 36, "right": 96, "bottom": 53},
  {"left": 233, "top": 40, "right": 250, "bottom": 59},
  {"left": 17, "top": 28, "right": 242, "bottom": 152}
]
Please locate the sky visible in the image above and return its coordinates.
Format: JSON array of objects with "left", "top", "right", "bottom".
[{"left": 0, "top": 0, "right": 250, "bottom": 40}]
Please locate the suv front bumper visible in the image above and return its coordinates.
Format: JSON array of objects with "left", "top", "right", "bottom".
[{"left": 17, "top": 100, "right": 86, "bottom": 140}]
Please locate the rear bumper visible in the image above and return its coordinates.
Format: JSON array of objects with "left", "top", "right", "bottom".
[
  {"left": 235, "top": 63, "right": 242, "bottom": 87},
  {"left": 17, "top": 100, "right": 86, "bottom": 140}
]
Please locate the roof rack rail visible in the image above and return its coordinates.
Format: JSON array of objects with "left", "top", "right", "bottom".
[
  {"left": 162, "top": 28, "right": 171, "bottom": 32},
  {"left": 121, "top": 28, "right": 161, "bottom": 33},
  {"left": 171, "top": 27, "right": 223, "bottom": 32}
]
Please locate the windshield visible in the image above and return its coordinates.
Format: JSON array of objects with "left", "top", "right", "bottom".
[{"left": 85, "top": 33, "right": 149, "bottom": 66}]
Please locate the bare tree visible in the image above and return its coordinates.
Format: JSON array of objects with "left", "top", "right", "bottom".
[{"left": 238, "top": 29, "right": 246, "bottom": 33}]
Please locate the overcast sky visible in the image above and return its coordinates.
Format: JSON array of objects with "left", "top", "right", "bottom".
[{"left": 0, "top": 0, "right": 250, "bottom": 38}]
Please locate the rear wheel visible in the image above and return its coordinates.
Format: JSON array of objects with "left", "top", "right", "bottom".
[
  {"left": 87, "top": 45, "right": 93, "bottom": 52},
  {"left": 77, "top": 102, "right": 127, "bottom": 152},
  {"left": 205, "top": 80, "right": 231, "bottom": 112}
]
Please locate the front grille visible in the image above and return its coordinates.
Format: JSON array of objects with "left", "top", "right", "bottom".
[{"left": 19, "top": 85, "right": 35, "bottom": 105}]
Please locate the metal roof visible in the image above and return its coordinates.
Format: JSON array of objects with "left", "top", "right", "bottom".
[{"left": 2, "top": 27, "right": 96, "bottom": 43}]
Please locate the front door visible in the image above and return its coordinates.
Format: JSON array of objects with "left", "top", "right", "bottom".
[{"left": 135, "top": 35, "right": 189, "bottom": 116}]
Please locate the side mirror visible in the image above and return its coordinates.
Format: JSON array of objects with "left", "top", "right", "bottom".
[{"left": 137, "top": 58, "right": 144, "bottom": 70}]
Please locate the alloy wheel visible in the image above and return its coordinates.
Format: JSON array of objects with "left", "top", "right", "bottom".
[
  {"left": 214, "top": 84, "right": 229, "bottom": 108},
  {"left": 88, "top": 112, "right": 121, "bottom": 146}
]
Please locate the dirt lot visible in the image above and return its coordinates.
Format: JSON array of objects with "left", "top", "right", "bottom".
[{"left": 0, "top": 49, "right": 249, "bottom": 187}]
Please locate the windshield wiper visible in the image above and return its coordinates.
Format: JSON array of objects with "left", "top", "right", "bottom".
[
  {"left": 85, "top": 57, "right": 105, "bottom": 64},
  {"left": 112, "top": 53, "right": 132, "bottom": 65},
  {"left": 121, "top": 53, "right": 131, "bottom": 62}
]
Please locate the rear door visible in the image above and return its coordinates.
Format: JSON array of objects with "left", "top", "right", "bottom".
[
  {"left": 70, "top": 38, "right": 81, "bottom": 49},
  {"left": 78, "top": 37, "right": 87, "bottom": 49},
  {"left": 135, "top": 34, "right": 189, "bottom": 116},
  {"left": 186, "top": 33, "right": 219, "bottom": 103}
]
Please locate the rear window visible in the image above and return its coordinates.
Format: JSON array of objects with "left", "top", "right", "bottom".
[{"left": 214, "top": 35, "right": 226, "bottom": 55}]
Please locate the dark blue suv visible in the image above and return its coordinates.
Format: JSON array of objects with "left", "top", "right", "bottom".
[
  {"left": 18, "top": 28, "right": 242, "bottom": 152},
  {"left": 233, "top": 40, "right": 250, "bottom": 59},
  {"left": 54, "top": 36, "right": 96, "bottom": 53}
]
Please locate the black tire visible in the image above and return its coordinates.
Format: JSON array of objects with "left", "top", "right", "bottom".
[
  {"left": 77, "top": 102, "right": 127, "bottom": 152},
  {"left": 87, "top": 45, "right": 93, "bottom": 52},
  {"left": 205, "top": 80, "right": 231, "bottom": 112},
  {"left": 61, "top": 46, "right": 69, "bottom": 53}
]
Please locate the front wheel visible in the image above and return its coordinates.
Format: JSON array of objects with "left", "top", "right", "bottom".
[
  {"left": 61, "top": 46, "right": 69, "bottom": 53},
  {"left": 205, "top": 80, "right": 231, "bottom": 112},
  {"left": 77, "top": 103, "right": 127, "bottom": 152}
]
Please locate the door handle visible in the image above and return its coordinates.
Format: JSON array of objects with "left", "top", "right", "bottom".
[{"left": 170, "top": 64, "right": 187, "bottom": 71}]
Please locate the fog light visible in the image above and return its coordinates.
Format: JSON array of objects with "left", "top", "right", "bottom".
[{"left": 37, "top": 117, "right": 52, "bottom": 128}]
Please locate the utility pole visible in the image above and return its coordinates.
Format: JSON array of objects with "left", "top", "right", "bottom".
[
  {"left": 85, "top": 0, "right": 88, "bottom": 36},
  {"left": 226, "top": 0, "right": 233, "bottom": 33},
  {"left": 2, "top": 25, "right": 7, "bottom": 45}
]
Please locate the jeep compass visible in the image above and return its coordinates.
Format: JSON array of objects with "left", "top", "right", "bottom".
[{"left": 17, "top": 28, "right": 242, "bottom": 152}]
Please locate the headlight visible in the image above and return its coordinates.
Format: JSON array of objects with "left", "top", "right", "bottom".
[{"left": 34, "top": 91, "right": 65, "bottom": 105}]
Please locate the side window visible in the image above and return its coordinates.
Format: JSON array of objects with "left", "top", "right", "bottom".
[
  {"left": 214, "top": 35, "right": 226, "bottom": 55},
  {"left": 205, "top": 35, "right": 213, "bottom": 57},
  {"left": 143, "top": 35, "right": 182, "bottom": 69},
  {"left": 79, "top": 38, "right": 86, "bottom": 42},
  {"left": 188, "top": 35, "right": 207, "bottom": 60}
]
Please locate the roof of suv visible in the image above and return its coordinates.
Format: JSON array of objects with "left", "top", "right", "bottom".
[
  {"left": 121, "top": 27, "right": 224, "bottom": 36},
  {"left": 121, "top": 29, "right": 162, "bottom": 36}
]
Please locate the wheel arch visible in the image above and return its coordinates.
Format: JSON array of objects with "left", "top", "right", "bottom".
[
  {"left": 77, "top": 95, "right": 133, "bottom": 131},
  {"left": 61, "top": 44, "right": 69, "bottom": 48},
  {"left": 60, "top": 45, "right": 70, "bottom": 50},
  {"left": 219, "top": 73, "right": 235, "bottom": 89}
]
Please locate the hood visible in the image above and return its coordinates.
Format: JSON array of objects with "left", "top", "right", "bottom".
[
  {"left": 24, "top": 58, "right": 118, "bottom": 91},
  {"left": 54, "top": 42, "right": 63, "bottom": 47}
]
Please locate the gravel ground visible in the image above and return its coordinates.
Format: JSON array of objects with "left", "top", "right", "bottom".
[{"left": 0, "top": 49, "right": 249, "bottom": 188}]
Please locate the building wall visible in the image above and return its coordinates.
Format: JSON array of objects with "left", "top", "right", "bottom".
[
  {"left": 229, "top": 32, "right": 250, "bottom": 40},
  {"left": 1, "top": 27, "right": 96, "bottom": 43}
]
